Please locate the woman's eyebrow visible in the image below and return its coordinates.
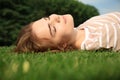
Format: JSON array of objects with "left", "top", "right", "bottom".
[{"left": 48, "top": 24, "right": 53, "bottom": 37}]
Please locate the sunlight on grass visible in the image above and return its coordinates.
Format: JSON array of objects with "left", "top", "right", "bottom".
[
  {"left": 12, "top": 63, "right": 19, "bottom": 73},
  {"left": 23, "top": 60, "right": 30, "bottom": 73}
]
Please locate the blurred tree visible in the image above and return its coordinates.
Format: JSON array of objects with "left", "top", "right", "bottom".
[{"left": 0, "top": 0, "right": 99, "bottom": 46}]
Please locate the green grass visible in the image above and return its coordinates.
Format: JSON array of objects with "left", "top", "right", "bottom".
[{"left": 0, "top": 46, "right": 120, "bottom": 80}]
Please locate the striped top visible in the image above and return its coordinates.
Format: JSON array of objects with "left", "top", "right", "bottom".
[{"left": 78, "top": 12, "right": 120, "bottom": 51}]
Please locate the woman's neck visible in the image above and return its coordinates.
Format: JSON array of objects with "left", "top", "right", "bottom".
[{"left": 69, "top": 28, "right": 85, "bottom": 49}]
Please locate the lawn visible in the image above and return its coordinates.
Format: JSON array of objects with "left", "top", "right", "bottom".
[{"left": 0, "top": 46, "right": 120, "bottom": 80}]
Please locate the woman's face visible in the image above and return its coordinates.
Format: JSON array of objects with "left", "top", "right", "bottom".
[{"left": 32, "top": 14, "right": 74, "bottom": 45}]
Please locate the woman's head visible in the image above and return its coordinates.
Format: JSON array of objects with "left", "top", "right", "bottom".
[{"left": 15, "top": 14, "right": 75, "bottom": 53}]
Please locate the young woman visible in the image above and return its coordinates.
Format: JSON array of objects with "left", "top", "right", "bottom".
[{"left": 15, "top": 12, "right": 120, "bottom": 53}]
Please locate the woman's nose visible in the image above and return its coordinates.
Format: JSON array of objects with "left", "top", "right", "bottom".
[
  {"left": 49, "top": 14, "right": 60, "bottom": 23},
  {"left": 50, "top": 14, "right": 58, "bottom": 18}
]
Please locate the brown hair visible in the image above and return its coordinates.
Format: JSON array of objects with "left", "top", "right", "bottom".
[
  {"left": 15, "top": 23, "right": 52, "bottom": 53},
  {"left": 15, "top": 23, "right": 75, "bottom": 53}
]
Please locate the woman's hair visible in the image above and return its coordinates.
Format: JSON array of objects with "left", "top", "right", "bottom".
[
  {"left": 15, "top": 23, "right": 52, "bottom": 53},
  {"left": 15, "top": 23, "right": 75, "bottom": 53}
]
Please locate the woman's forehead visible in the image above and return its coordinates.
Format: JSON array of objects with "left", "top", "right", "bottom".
[
  {"left": 31, "top": 19, "right": 51, "bottom": 39},
  {"left": 32, "top": 19, "right": 46, "bottom": 28}
]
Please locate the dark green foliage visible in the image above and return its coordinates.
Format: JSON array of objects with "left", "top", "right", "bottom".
[{"left": 0, "top": 0, "right": 99, "bottom": 46}]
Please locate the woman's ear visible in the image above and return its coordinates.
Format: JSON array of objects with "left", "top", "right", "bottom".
[{"left": 57, "top": 43, "right": 67, "bottom": 51}]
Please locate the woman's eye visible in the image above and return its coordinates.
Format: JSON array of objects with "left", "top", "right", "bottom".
[
  {"left": 53, "top": 26, "right": 56, "bottom": 32},
  {"left": 51, "top": 26, "right": 56, "bottom": 36}
]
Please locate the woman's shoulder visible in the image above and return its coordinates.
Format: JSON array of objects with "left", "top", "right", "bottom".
[{"left": 89, "top": 11, "right": 120, "bottom": 19}]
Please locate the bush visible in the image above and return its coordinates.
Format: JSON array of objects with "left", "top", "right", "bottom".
[{"left": 0, "top": 0, "right": 99, "bottom": 46}]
